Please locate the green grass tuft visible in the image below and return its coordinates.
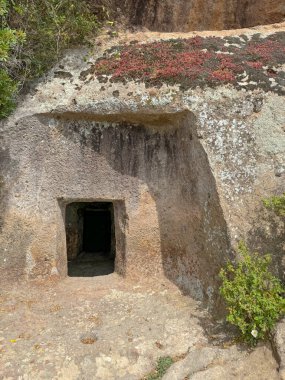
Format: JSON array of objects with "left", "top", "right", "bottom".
[{"left": 144, "top": 356, "right": 174, "bottom": 380}]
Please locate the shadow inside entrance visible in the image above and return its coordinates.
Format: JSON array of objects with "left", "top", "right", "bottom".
[
  {"left": 66, "top": 202, "right": 116, "bottom": 277},
  {"left": 68, "top": 251, "right": 115, "bottom": 277}
]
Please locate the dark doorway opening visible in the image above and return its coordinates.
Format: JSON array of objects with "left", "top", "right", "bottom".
[{"left": 65, "top": 202, "right": 115, "bottom": 277}]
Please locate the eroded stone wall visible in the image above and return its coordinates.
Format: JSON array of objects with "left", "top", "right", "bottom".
[{"left": 0, "top": 111, "right": 230, "bottom": 303}]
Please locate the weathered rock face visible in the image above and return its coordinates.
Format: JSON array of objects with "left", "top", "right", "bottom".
[
  {"left": 243, "top": 0, "right": 285, "bottom": 29},
  {"left": 115, "top": 0, "right": 285, "bottom": 31},
  {"left": 162, "top": 344, "right": 280, "bottom": 380},
  {"left": 274, "top": 318, "right": 285, "bottom": 380},
  {"left": 0, "top": 27, "right": 284, "bottom": 308},
  {"left": 0, "top": 110, "right": 230, "bottom": 303}
]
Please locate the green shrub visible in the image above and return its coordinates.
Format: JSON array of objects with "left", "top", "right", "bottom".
[
  {"left": 0, "top": 68, "right": 17, "bottom": 117},
  {"left": 219, "top": 241, "right": 285, "bottom": 345},
  {"left": 263, "top": 193, "right": 285, "bottom": 217},
  {"left": 8, "top": 0, "right": 101, "bottom": 79},
  {"left": 0, "top": 0, "right": 22, "bottom": 117},
  {"left": 0, "top": 0, "right": 106, "bottom": 118}
]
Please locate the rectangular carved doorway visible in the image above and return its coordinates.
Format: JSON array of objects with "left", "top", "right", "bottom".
[{"left": 65, "top": 202, "right": 115, "bottom": 277}]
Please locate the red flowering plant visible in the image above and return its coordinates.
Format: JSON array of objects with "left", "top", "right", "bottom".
[{"left": 93, "top": 32, "right": 285, "bottom": 94}]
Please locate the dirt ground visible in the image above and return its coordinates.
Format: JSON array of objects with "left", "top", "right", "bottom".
[{"left": 0, "top": 275, "right": 209, "bottom": 379}]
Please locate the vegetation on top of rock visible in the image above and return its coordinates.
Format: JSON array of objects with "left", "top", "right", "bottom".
[
  {"left": 0, "top": 0, "right": 106, "bottom": 119},
  {"left": 94, "top": 33, "right": 285, "bottom": 94},
  {"left": 219, "top": 241, "right": 285, "bottom": 346}
]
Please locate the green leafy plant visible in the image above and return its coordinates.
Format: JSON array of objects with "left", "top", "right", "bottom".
[
  {"left": 0, "top": 68, "right": 17, "bottom": 117},
  {"left": 144, "top": 357, "right": 174, "bottom": 380},
  {"left": 7, "top": 0, "right": 101, "bottom": 81},
  {"left": 0, "top": 0, "right": 23, "bottom": 117},
  {"left": 0, "top": 0, "right": 107, "bottom": 118},
  {"left": 263, "top": 193, "right": 285, "bottom": 217},
  {"left": 219, "top": 241, "right": 285, "bottom": 345}
]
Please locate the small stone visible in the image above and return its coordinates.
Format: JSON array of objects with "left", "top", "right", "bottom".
[
  {"left": 155, "top": 341, "right": 164, "bottom": 349},
  {"left": 80, "top": 332, "right": 97, "bottom": 345},
  {"left": 275, "top": 166, "right": 284, "bottom": 177}
]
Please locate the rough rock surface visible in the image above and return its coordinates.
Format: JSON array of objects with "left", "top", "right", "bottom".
[
  {"left": 274, "top": 319, "right": 285, "bottom": 380},
  {"left": 162, "top": 345, "right": 279, "bottom": 380},
  {"left": 114, "top": 0, "right": 285, "bottom": 32}
]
